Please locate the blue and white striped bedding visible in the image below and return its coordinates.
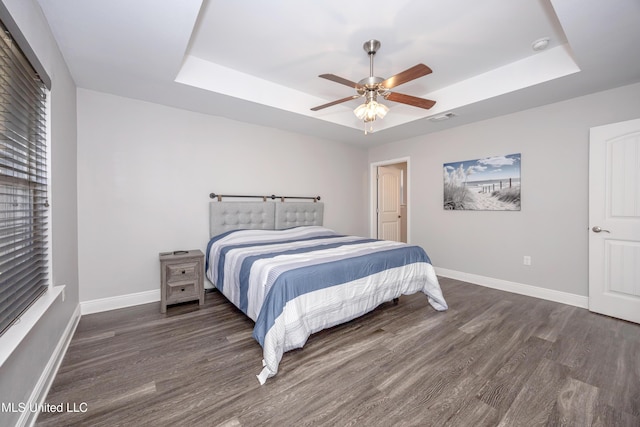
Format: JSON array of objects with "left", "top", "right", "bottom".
[{"left": 205, "top": 226, "right": 447, "bottom": 384}]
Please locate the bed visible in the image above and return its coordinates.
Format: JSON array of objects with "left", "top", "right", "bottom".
[{"left": 205, "top": 200, "right": 448, "bottom": 384}]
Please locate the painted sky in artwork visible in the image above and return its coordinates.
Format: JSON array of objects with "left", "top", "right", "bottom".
[{"left": 444, "top": 153, "right": 521, "bottom": 183}]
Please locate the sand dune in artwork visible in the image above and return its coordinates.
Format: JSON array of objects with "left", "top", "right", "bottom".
[
  {"left": 444, "top": 183, "right": 520, "bottom": 211},
  {"left": 466, "top": 189, "right": 519, "bottom": 210}
]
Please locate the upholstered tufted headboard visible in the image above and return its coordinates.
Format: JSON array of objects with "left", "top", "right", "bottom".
[
  {"left": 274, "top": 202, "right": 324, "bottom": 229},
  {"left": 209, "top": 202, "right": 275, "bottom": 237},
  {"left": 209, "top": 201, "right": 324, "bottom": 238}
]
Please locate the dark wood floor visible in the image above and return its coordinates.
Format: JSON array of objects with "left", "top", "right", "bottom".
[{"left": 37, "top": 278, "right": 640, "bottom": 427}]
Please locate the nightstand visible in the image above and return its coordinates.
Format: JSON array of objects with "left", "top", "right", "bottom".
[{"left": 159, "top": 249, "right": 204, "bottom": 313}]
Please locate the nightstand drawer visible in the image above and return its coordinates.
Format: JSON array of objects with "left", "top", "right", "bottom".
[
  {"left": 166, "top": 280, "right": 199, "bottom": 303},
  {"left": 166, "top": 262, "right": 198, "bottom": 282}
]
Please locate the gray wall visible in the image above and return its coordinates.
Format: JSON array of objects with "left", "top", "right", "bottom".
[
  {"left": 369, "top": 82, "right": 640, "bottom": 297},
  {"left": 0, "top": 1, "right": 79, "bottom": 426},
  {"left": 76, "top": 89, "right": 369, "bottom": 303}
]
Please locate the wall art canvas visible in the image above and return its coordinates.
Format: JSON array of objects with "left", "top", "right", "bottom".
[{"left": 443, "top": 153, "right": 521, "bottom": 211}]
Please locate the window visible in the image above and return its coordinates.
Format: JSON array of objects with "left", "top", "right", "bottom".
[{"left": 0, "top": 19, "right": 49, "bottom": 336}]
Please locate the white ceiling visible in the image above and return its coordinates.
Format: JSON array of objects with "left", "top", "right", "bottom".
[{"left": 36, "top": 0, "right": 640, "bottom": 146}]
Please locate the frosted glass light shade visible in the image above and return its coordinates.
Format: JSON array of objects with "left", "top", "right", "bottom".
[{"left": 354, "top": 100, "right": 389, "bottom": 122}]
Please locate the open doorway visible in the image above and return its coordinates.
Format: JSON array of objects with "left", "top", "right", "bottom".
[{"left": 370, "top": 158, "right": 409, "bottom": 243}]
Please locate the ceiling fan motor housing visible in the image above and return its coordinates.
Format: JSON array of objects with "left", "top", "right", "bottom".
[{"left": 357, "top": 76, "right": 384, "bottom": 94}]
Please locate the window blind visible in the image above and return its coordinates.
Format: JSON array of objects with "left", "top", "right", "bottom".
[{"left": 0, "top": 19, "right": 48, "bottom": 336}]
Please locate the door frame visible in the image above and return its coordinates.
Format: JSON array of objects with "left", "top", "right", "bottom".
[{"left": 369, "top": 157, "right": 410, "bottom": 242}]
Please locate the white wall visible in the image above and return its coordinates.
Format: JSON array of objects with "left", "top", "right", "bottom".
[
  {"left": 369, "top": 82, "right": 640, "bottom": 298},
  {"left": 0, "top": 1, "right": 79, "bottom": 426},
  {"left": 77, "top": 89, "right": 369, "bottom": 303}
]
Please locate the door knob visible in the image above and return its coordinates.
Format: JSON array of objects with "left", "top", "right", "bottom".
[{"left": 592, "top": 226, "right": 610, "bottom": 233}]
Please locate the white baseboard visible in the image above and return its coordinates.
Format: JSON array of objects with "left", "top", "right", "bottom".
[
  {"left": 80, "top": 289, "right": 160, "bottom": 315},
  {"left": 435, "top": 267, "right": 589, "bottom": 309},
  {"left": 22, "top": 303, "right": 81, "bottom": 427},
  {"left": 78, "top": 269, "right": 589, "bottom": 315}
]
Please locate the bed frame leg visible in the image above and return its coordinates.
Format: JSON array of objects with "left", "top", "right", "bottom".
[{"left": 393, "top": 298, "right": 399, "bottom": 305}]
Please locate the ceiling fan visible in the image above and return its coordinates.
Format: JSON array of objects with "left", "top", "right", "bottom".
[{"left": 311, "top": 40, "right": 436, "bottom": 125}]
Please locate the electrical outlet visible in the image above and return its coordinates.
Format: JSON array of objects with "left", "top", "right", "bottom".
[{"left": 523, "top": 256, "right": 532, "bottom": 266}]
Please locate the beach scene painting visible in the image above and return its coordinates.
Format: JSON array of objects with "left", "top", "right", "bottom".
[{"left": 444, "top": 153, "right": 521, "bottom": 211}]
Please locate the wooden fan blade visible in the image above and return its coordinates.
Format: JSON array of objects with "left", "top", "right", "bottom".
[
  {"left": 311, "top": 95, "right": 361, "bottom": 111},
  {"left": 319, "top": 74, "right": 364, "bottom": 89},
  {"left": 385, "top": 92, "right": 436, "bottom": 109},
  {"left": 381, "top": 64, "right": 432, "bottom": 89}
]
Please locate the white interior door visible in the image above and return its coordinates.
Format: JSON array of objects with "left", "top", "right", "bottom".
[
  {"left": 589, "top": 118, "right": 640, "bottom": 324},
  {"left": 377, "top": 166, "right": 401, "bottom": 241}
]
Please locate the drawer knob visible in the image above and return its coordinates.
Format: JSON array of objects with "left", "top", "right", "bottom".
[
  {"left": 181, "top": 288, "right": 185, "bottom": 292},
  {"left": 181, "top": 270, "right": 186, "bottom": 274}
]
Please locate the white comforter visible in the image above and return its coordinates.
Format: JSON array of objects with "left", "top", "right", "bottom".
[{"left": 205, "top": 226, "right": 447, "bottom": 383}]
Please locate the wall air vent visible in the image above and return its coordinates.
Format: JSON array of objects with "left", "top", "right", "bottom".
[{"left": 428, "top": 112, "right": 457, "bottom": 122}]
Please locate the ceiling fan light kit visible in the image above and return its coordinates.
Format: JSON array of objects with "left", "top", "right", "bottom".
[
  {"left": 354, "top": 100, "right": 389, "bottom": 134},
  {"left": 311, "top": 39, "right": 436, "bottom": 134}
]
